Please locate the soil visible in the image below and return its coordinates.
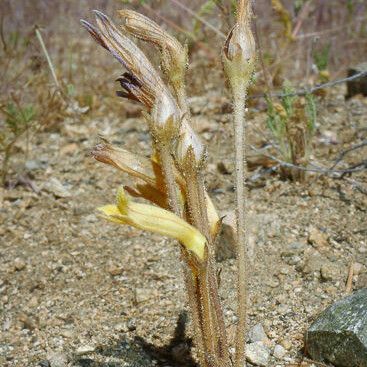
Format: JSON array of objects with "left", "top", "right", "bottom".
[{"left": 1, "top": 11, "right": 367, "bottom": 365}]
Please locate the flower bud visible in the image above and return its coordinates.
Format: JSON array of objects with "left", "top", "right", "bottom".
[
  {"left": 222, "top": 0, "right": 256, "bottom": 89},
  {"left": 148, "top": 91, "right": 181, "bottom": 142},
  {"left": 176, "top": 119, "right": 206, "bottom": 172},
  {"left": 223, "top": 23, "right": 255, "bottom": 64}
]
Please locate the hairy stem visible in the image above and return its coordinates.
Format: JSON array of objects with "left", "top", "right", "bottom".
[
  {"left": 232, "top": 86, "right": 249, "bottom": 367},
  {"left": 185, "top": 168, "right": 231, "bottom": 366},
  {"left": 186, "top": 174, "right": 217, "bottom": 361},
  {"left": 156, "top": 142, "right": 209, "bottom": 366},
  {"left": 157, "top": 143, "right": 181, "bottom": 217},
  {"left": 196, "top": 173, "right": 231, "bottom": 364},
  {"left": 185, "top": 268, "right": 207, "bottom": 366},
  {"left": 174, "top": 80, "right": 189, "bottom": 114}
]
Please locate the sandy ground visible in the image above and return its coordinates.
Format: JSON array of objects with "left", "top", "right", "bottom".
[{"left": 1, "top": 80, "right": 367, "bottom": 367}]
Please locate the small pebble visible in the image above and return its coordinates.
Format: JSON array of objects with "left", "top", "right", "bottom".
[
  {"left": 75, "top": 344, "right": 96, "bottom": 356},
  {"left": 47, "top": 352, "right": 68, "bottom": 367},
  {"left": 280, "top": 339, "right": 292, "bottom": 350},
  {"left": 273, "top": 344, "right": 287, "bottom": 359},
  {"left": 249, "top": 323, "right": 270, "bottom": 344},
  {"left": 308, "top": 227, "right": 329, "bottom": 249},
  {"left": 353, "top": 262, "right": 364, "bottom": 276},
  {"left": 13, "top": 258, "right": 26, "bottom": 271},
  {"left": 246, "top": 342, "right": 270, "bottom": 367},
  {"left": 43, "top": 178, "right": 71, "bottom": 198},
  {"left": 127, "top": 318, "right": 136, "bottom": 331},
  {"left": 320, "top": 262, "right": 340, "bottom": 281}
]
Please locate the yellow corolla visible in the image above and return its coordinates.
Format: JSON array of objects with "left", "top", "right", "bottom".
[{"left": 98, "top": 187, "right": 207, "bottom": 261}]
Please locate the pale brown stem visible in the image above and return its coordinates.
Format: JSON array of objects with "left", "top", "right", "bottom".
[
  {"left": 237, "top": 0, "right": 250, "bottom": 24},
  {"left": 156, "top": 142, "right": 207, "bottom": 366},
  {"left": 186, "top": 174, "right": 204, "bottom": 233},
  {"left": 157, "top": 142, "right": 181, "bottom": 217},
  {"left": 185, "top": 168, "right": 231, "bottom": 366},
  {"left": 232, "top": 86, "right": 249, "bottom": 367},
  {"left": 35, "top": 27, "right": 61, "bottom": 90},
  {"left": 185, "top": 175, "right": 217, "bottom": 360},
  {"left": 175, "top": 81, "right": 189, "bottom": 117},
  {"left": 198, "top": 266, "right": 218, "bottom": 366},
  {"left": 196, "top": 173, "right": 231, "bottom": 364},
  {"left": 184, "top": 267, "right": 208, "bottom": 366},
  {"left": 345, "top": 262, "right": 354, "bottom": 294},
  {"left": 207, "top": 259, "right": 231, "bottom": 364}
]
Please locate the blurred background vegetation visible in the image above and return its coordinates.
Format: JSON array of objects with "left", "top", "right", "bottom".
[{"left": 0, "top": 0, "right": 366, "bottom": 184}]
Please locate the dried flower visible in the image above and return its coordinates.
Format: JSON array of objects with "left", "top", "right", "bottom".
[
  {"left": 119, "top": 9, "right": 187, "bottom": 84},
  {"left": 81, "top": 11, "right": 170, "bottom": 110},
  {"left": 82, "top": 10, "right": 182, "bottom": 138},
  {"left": 91, "top": 141, "right": 158, "bottom": 186},
  {"left": 98, "top": 187, "right": 207, "bottom": 261}
]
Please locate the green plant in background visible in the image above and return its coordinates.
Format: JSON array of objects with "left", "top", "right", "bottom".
[
  {"left": 272, "top": 0, "right": 294, "bottom": 42},
  {"left": 266, "top": 83, "right": 316, "bottom": 181},
  {"left": 192, "top": 0, "right": 217, "bottom": 37},
  {"left": 313, "top": 44, "right": 331, "bottom": 82},
  {"left": 294, "top": 0, "right": 308, "bottom": 15},
  {"left": 0, "top": 100, "right": 37, "bottom": 185}
]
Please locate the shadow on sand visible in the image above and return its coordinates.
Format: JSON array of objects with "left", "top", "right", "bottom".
[{"left": 75, "top": 311, "right": 198, "bottom": 367}]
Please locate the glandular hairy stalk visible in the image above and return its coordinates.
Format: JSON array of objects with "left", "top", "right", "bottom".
[
  {"left": 176, "top": 118, "right": 231, "bottom": 367},
  {"left": 222, "top": 1, "right": 256, "bottom": 366}
]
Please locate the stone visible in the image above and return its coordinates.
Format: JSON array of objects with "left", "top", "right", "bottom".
[
  {"left": 28, "top": 296, "right": 39, "bottom": 308},
  {"left": 249, "top": 323, "right": 269, "bottom": 344},
  {"left": 47, "top": 352, "right": 68, "bottom": 367},
  {"left": 246, "top": 342, "right": 270, "bottom": 367},
  {"left": 281, "top": 242, "right": 306, "bottom": 266},
  {"left": 135, "top": 288, "right": 151, "bottom": 303},
  {"left": 346, "top": 62, "right": 367, "bottom": 99},
  {"left": 356, "top": 273, "right": 367, "bottom": 290},
  {"left": 280, "top": 339, "right": 292, "bottom": 350},
  {"left": 308, "top": 227, "right": 329, "bottom": 250},
  {"left": 13, "top": 258, "right": 26, "bottom": 271},
  {"left": 301, "top": 250, "right": 324, "bottom": 277},
  {"left": 25, "top": 160, "right": 42, "bottom": 171},
  {"left": 43, "top": 178, "right": 71, "bottom": 198},
  {"left": 107, "top": 265, "right": 124, "bottom": 276},
  {"left": 305, "top": 288, "right": 367, "bottom": 367},
  {"left": 216, "top": 210, "right": 236, "bottom": 261},
  {"left": 60, "top": 329, "right": 73, "bottom": 338},
  {"left": 273, "top": 344, "right": 287, "bottom": 359},
  {"left": 127, "top": 318, "right": 136, "bottom": 331},
  {"left": 353, "top": 262, "right": 364, "bottom": 276},
  {"left": 75, "top": 345, "right": 96, "bottom": 356},
  {"left": 320, "top": 262, "right": 340, "bottom": 282},
  {"left": 38, "top": 360, "right": 51, "bottom": 367},
  {"left": 217, "top": 161, "right": 233, "bottom": 175}
]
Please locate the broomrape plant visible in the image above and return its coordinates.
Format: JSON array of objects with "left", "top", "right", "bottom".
[{"left": 81, "top": 1, "right": 254, "bottom": 366}]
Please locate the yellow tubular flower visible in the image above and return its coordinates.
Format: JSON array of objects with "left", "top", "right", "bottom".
[{"left": 98, "top": 187, "right": 207, "bottom": 261}]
